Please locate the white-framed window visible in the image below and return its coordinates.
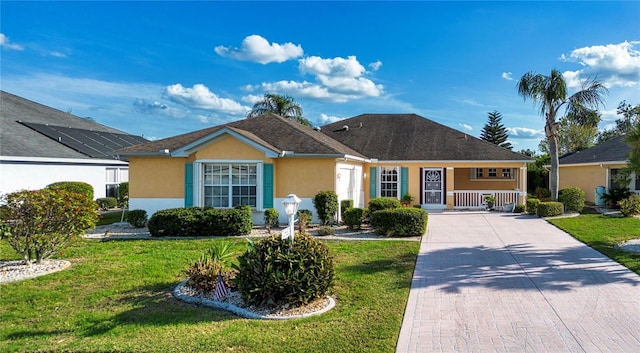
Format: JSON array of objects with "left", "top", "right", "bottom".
[
  {"left": 202, "top": 163, "right": 258, "bottom": 208},
  {"left": 475, "top": 168, "right": 484, "bottom": 179},
  {"left": 105, "top": 168, "right": 128, "bottom": 198},
  {"left": 502, "top": 168, "right": 512, "bottom": 178},
  {"left": 488, "top": 168, "right": 497, "bottom": 177},
  {"left": 379, "top": 166, "right": 399, "bottom": 198}
]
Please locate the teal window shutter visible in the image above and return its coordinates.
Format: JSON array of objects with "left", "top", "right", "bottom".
[
  {"left": 263, "top": 163, "right": 274, "bottom": 209},
  {"left": 369, "top": 167, "right": 377, "bottom": 198},
  {"left": 401, "top": 167, "right": 409, "bottom": 197},
  {"left": 184, "top": 163, "right": 193, "bottom": 207}
]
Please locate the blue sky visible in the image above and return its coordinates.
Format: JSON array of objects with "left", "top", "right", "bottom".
[{"left": 1, "top": 1, "right": 638, "bottom": 152}]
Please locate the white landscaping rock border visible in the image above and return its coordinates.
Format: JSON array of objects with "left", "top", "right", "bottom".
[
  {"left": 172, "top": 280, "right": 336, "bottom": 320},
  {"left": 0, "top": 260, "right": 71, "bottom": 284}
]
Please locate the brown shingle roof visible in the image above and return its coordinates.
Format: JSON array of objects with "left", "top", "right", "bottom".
[
  {"left": 320, "top": 114, "right": 531, "bottom": 161},
  {"left": 117, "top": 114, "right": 366, "bottom": 158}
]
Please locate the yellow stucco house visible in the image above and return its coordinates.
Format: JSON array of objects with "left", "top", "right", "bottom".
[
  {"left": 559, "top": 135, "right": 639, "bottom": 204},
  {"left": 117, "top": 113, "right": 532, "bottom": 223}
]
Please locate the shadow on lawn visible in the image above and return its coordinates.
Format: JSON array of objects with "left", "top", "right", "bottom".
[
  {"left": 412, "top": 242, "right": 640, "bottom": 294},
  {"left": 80, "top": 282, "right": 239, "bottom": 337}
]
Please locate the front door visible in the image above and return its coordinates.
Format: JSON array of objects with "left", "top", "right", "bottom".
[{"left": 422, "top": 168, "right": 443, "bottom": 206}]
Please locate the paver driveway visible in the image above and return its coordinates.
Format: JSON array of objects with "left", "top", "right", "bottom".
[{"left": 396, "top": 212, "right": 640, "bottom": 353}]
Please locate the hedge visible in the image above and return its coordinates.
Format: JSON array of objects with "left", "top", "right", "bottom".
[
  {"left": 368, "top": 197, "right": 401, "bottom": 213},
  {"left": 147, "top": 206, "right": 252, "bottom": 237},
  {"left": 96, "top": 197, "right": 117, "bottom": 210},
  {"left": 536, "top": 202, "right": 564, "bottom": 217},
  {"left": 558, "top": 187, "right": 585, "bottom": 212},
  {"left": 344, "top": 207, "right": 366, "bottom": 230},
  {"left": 370, "top": 208, "right": 428, "bottom": 237},
  {"left": 526, "top": 198, "right": 541, "bottom": 215}
]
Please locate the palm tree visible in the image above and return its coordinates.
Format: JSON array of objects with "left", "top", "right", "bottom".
[
  {"left": 517, "top": 69, "right": 608, "bottom": 200},
  {"left": 246, "top": 93, "right": 311, "bottom": 126}
]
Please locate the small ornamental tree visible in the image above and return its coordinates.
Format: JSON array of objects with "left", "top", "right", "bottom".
[
  {"left": 312, "top": 191, "right": 339, "bottom": 225},
  {"left": 1, "top": 189, "right": 99, "bottom": 264}
]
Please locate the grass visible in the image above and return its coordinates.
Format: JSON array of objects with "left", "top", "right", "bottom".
[
  {"left": 97, "top": 210, "right": 127, "bottom": 226},
  {"left": 548, "top": 214, "right": 640, "bottom": 275},
  {"left": 0, "top": 236, "right": 419, "bottom": 353}
]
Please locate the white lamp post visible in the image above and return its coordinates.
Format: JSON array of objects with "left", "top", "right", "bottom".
[{"left": 282, "top": 194, "right": 301, "bottom": 242}]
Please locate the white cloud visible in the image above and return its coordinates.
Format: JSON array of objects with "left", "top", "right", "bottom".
[
  {"left": 0, "top": 33, "right": 24, "bottom": 50},
  {"left": 459, "top": 123, "right": 473, "bottom": 131},
  {"left": 560, "top": 41, "right": 640, "bottom": 88},
  {"left": 506, "top": 127, "right": 544, "bottom": 139},
  {"left": 369, "top": 60, "right": 383, "bottom": 71},
  {"left": 455, "top": 98, "right": 487, "bottom": 108},
  {"left": 164, "top": 83, "right": 249, "bottom": 115},
  {"left": 319, "top": 113, "right": 344, "bottom": 124},
  {"left": 501, "top": 72, "right": 513, "bottom": 81},
  {"left": 253, "top": 55, "right": 384, "bottom": 102},
  {"left": 49, "top": 51, "right": 67, "bottom": 58},
  {"left": 214, "top": 34, "right": 303, "bottom": 64},
  {"left": 132, "top": 99, "right": 188, "bottom": 119},
  {"left": 241, "top": 94, "right": 264, "bottom": 105}
]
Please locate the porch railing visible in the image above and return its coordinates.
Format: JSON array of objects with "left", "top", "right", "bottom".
[{"left": 453, "top": 190, "right": 520, "bottom": 209}]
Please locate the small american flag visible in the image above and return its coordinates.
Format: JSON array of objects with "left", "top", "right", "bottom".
[{"left": 213, "top": 274, "right": 229, "bottom": 300}]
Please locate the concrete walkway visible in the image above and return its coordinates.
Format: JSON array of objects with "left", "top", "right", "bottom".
[{"left": 397, "top": 212, "right": 640, "bottom": 353}]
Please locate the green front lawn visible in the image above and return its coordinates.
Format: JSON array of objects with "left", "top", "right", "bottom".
[
  {"left": 0, "top": 237, "right": 419, "bottom": 353},
  {"left": 548, "top": 214, "right": 640, "bottom": 275}
]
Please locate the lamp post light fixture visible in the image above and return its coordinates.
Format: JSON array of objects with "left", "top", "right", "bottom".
[{"left": 282, "top": 194, "right": 301, "bottom": 242}]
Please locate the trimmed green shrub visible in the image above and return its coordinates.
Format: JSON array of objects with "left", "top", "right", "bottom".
[
  {"left": 297, "top": 209, "right": 312, "bottom": 234},
  {"left": 536, "top": 202, "right": 564, "bottom": 217},
  {"left": 235, "top": 233, "right": 334, "bottom": 308},
  {"left": 340, "top": 199, "right": 353, "bottom": 222},
  {"left": 370, "top": 208, "right": 428, "bottom": 237},
  {"left": 96, "top": 197, "right": 118, "bottom": 210},
  {"left": 313, "top": 191, "right": 339, "bottom": 225},
  {"left": 526, "top": 198, "right": 541, "bottom": 215},
  {"left": 125, "top": 209, "right": 147, "bottom": 228},
  {"left": 263, "top": 208, "right": 279, "bottom": 233},
  {"left": 619, "top": 195, "right": 640, "bottom": 217},
  {"left": 368, "top": 197, "right": 401, "bottom": 213},
  {"left": 534, "top": 187, "right": 551, "bottom": 201},
  {"left": 558, "top": 187, "right": 585, "bottom": 212},
  {"left": 147, "top": 207, "right": 252, "bottom": 237},
  {"left": 344, "top": 207, "right": 366, "bottom": 230},
  {"left": 185, "top": 241, "right": 236, "bottom": 293},
  {"left": 118, "top": 181, "right": 129, "bottom": 207},
  {"left": 1, "top": 188, "right": 99, "bottom": 264},
  {"left": 46, "top": 181, "right": 94, "bottom": 201},
  {"left": 513, "top": 204, "right": 526, "bottom": 213}
]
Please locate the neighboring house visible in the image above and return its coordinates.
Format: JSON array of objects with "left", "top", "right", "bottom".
[
  {"left": 117, "top": 113, "right": 532, "bottom": 224},
  {"left": 0, "top": 91, "right": 148, "bottom": 199},
  {"left": 559, "top": 135, "right": 639, "bottom": 204}
]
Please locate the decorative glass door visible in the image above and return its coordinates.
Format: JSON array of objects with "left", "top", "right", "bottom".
[{"left": 423, "top": 168, "right": 443, "bottom": 204}]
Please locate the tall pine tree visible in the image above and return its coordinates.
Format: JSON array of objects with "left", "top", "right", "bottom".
[{"left": 480, "top": 111, "right": 513, "bottom": 150}]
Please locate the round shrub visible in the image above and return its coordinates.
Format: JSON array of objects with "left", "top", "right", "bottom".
[
  {"left": 368, "top": 197, "right": 401, "bottom": 213},
  {"left": 526, "top": 198, "right": 541, "bottom": 215},
  {"left": 619, "top": 195, "right": 640, "bottom": 217},
  {"left": 125, "top": 209, "right": 148, "bottom": 228},
  {"left": 558, "top": 187, "right": 585, "bottom": 212},
  {"left": 344, "top": 207, "right": 366, "bottom": 230},
  {"left": 147, "top": 207, "right": 252, "bottom": 237},
  {"left": 263, "top": 208, "right": 279, "bottom": 232},
  {"left": 536, "top": 201, "right": 564, "bottom": 217},
  {"left": 96, "top": 197, "right": 117, "bottom": 210},
  {"left": 370, "top": 208, "right": 428, "bottom": 237},
  {"left": 1, "top": 188, "right": 99, "bottom": 264},
  {"left": 313, "top": 191, "right": 339, "bottom": 225},
  {"left": 46, "top": 181, "right": 94, "bottom": 201},
  {"left": 513, "top": 204, "right": 526, "bottom": 213},
  {"left": 340, "top": 199, "right": 354, "bottom": 222},
  {"left": 235, "top": 233, "right": 334, "bottom": 308}
]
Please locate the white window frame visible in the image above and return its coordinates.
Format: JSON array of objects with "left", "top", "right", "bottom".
[
  {"left": 105, "top": 167, "right": 128, "bottom": 198},
  {"left": 488, "top": 168, "right": 497, "bottom": 178},
  {"left": 379, "top": 166, "right": 400, "bottom": 199},
  {"left": 502, "top": 168, "right": 512, "bottom": 179},
  {"left": 193, "top": 160, "right": 264, "bottom": 210}
]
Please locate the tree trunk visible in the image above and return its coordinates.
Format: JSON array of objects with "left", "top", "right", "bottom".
[{"left": 547, "top": 131, "right": 560, "bottom": 201}]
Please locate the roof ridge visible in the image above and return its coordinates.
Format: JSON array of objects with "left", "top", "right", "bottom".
[{"left": 276, "top": 114, "right": 357, "bottom": 155}]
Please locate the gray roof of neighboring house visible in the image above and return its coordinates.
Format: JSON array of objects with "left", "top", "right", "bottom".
[
  {"left": 559, "top": 135, "right": 631, "bottom": 165},
  {"left": 1, "top": 91, "right": 147, "bottom": 160},
  {"left": 320, "top": 114, "right": 531, "bottom": 161}
]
